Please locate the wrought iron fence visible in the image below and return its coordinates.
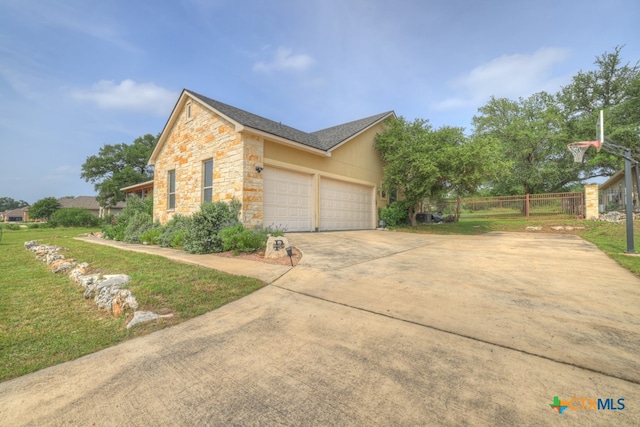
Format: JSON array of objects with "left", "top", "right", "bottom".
[{"left": 425, "top": 192, "right": 584, "bottom": 219}]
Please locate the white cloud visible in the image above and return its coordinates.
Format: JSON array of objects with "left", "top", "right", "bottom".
[
  {"left": 72, "top": 80, "right": 178, "bottom": 116},
  {"left": 432, "top": 48, "right": 570, "bottom": 111},
  {"left": 253, "top": 47, "right": 316, "bottom": 73}
]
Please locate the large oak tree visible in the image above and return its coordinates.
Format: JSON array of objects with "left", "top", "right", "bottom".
[
  {"left": 81, "top": 134, "right": 157, "bottom": 207},
  {"left": 375, "top": 117, "right": 493, "bottom": 225}
]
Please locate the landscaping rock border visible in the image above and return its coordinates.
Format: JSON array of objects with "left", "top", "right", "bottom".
[{"left": 24, "top": 240, "right": 164, "bottom": 329}]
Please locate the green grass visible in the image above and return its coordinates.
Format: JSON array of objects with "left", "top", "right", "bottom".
[{"left": 0, "top": 227, "right": 264, "bottom": 382}]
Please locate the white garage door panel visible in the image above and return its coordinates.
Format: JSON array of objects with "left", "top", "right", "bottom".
[
  {"left": 320, "top": 178, "right": 373, "bottom": 231},
  {"left": 263, "top": 168, "right": 312, "bottom": 232}
]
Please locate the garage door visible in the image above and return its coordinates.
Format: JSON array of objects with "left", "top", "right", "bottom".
[
  {"left": 319, "top": 178, "right": 374, "bottom": 231},
  {"left": 263, "top": 167, "right": 313, "bottom": 232}
]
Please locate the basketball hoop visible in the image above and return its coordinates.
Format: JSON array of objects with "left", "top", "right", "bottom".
[{"left": 567, "top": 140, "right": 602, "bottom": 163}]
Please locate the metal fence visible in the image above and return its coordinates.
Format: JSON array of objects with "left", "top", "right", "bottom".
[{"left": 425, "top": 192, "right": 585, "bottom": 219}]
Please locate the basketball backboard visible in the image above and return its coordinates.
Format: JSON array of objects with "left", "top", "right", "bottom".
[{"left": 596, "top": 109, "right": 604, "bottom": 142}]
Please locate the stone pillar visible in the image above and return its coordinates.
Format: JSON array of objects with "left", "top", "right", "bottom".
[{"left": 584, "top": 184, "right": 599, "bottom": 220}]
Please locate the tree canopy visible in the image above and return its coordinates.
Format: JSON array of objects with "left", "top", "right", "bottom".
[
  {"left": 472, "top": 92, "right": 571, "bottom": 194},
  {"left": 0, "top": 197, "right": 29, "bottom": 212},
  {"left": 29, "top": 197, "right": 60, "bottom": 221},
  {"left": 473, "top": 46, "right": 639, "bottom": 194},
  {"left": 375, "top": 117, "right": 493, "bottom": 224},
  {"left": 81, "top": 134, "right": 157, "bottom": 207}
]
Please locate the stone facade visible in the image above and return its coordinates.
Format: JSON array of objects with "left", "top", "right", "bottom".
[
  {"left": 242, "top": 133, "right": 264, "bottom": 226},
  {"left": 153, "top": 101, "right": 262, "bottom": 225}
]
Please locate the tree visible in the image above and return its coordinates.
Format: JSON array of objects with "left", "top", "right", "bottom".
[
  {"left": 558, "top": 45, "right": 640, "bottom": 177},
  {"left": 375, "top": 117, "right": 491, "bottom": 225},
  {"left": 81, "top": 134, "right": 157, "bottom": 207},
  {"left": 472, "top": 92, "right": 571, "bottom": 194},
  {"left": 29, "top": 197, "right": 60, "bottom": 221},
  {"left": 0, "top": 197, "right": 29, "bottom": 211}
]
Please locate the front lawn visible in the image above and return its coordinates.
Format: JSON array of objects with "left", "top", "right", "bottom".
[{"left": 0, "top": 227, "right": 264, "bottom": 382}]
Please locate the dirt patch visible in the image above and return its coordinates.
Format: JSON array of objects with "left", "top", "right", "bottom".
[{"left": 212, "top": 247, "right": 302, "bottom": 266}]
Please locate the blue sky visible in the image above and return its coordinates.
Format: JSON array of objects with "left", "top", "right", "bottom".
[{"left": 1, "top": 0, "right": 638, "bottom": 203}]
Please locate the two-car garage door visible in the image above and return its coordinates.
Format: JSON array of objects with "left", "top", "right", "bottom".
[{"left": 263, "top": 167, "right": 374, "bottom": 232}]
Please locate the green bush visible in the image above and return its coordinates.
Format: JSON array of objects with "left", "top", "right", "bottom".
[
  {"left": 27, "top": 223, "right": 40, "bottom": 229},
  {"left": 102, "top": 196, "right": 153, "bottom": 241},
  {"left": 140, "top": 226, "right": 163, "bottom": 245},
  {"left": 158, "top": 214, "right": 191, "bottom": 248},
  {"left": 51, "top": 208, "right": 100, "bottom": 227},
  {"left": 379, "top": 201, "right": 410, "bottom": 227},
  {"left": 102, "top": 223, "right": 125, "bottom": 241},
  {"left": 4, "top": 224, "right": 21, "bottom": 231},
  {"left": 220, "top": 224, "right": 268, "bottom": 254},
  {"left": 183, "top": 199, "right": 242, "bottom": 254},
  {"left": 124, "top": 211, "right": 154, "bottom": 243}
]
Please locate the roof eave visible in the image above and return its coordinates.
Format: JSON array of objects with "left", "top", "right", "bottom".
[{"left": 120, "top": 180, "right": 155, "bottom": 192}]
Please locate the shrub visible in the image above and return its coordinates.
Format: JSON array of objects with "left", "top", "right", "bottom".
[
  {"left": 140, "top": 226, "right": 163, "bottom": 245},
  {"left": 220, "top": 224, "right": 268, "bottom": 254},
  {"left": 51, "top": 208, "right": 100, "bottom": 227},
  {"left": 264, "top": 225, "right": 286, "bottom": 237},
  {"left": 379, "top": 201, "right": 410, "bottom": 227},
  {"left": 102, "top": 213, "right": 117, "bottom": 226},
  {"left": 158, "top": 214, "right": 191, "bottom": 248},
  {"left": 183, "top": 199, "right": 241, "bottom": 254},
  {"left": 4, "top": 224, "right": 21, "bottom": 231},
  {"left": 102, "top": 223, "right": 125, "bottom": 241},
  {"left": 124, "top": 211, "right": 154, "bottom": 243},
  {"left": 102, "top": 196, "right": 152, "bottom": 241},
  {"left": 27, "top": 223, "right": 40, "bottom": 229}
]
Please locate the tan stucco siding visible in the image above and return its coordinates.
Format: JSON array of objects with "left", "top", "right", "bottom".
[
  {"left": 152, "top": 101, "right": 245, "bottom": 224},
  {"left": 262, "top": 121, "right": 389, "bottom": 213}
]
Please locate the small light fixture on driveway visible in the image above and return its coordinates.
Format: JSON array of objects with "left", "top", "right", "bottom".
[{"left": 286, "top": 246, "right": 294, "bottom": 266}]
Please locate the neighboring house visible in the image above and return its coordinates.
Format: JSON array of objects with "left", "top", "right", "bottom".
[
  {"left": 148, "top": 89, "right": 394, "bottom": 231},
  {"left": 599, "top": 165, "right": 639, "bottom": 212},
  {"left": 1, "top": 207, "right": 29, "bottom": 222},
  {"left": 122, "top": 180, "right": 154, "bottom": 199},
  {"left": 58, "top": 196, "right": 126, "bottom": 218}
]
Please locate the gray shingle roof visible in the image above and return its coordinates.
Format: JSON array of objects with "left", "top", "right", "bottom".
[
  {"left": 57, "top": 196, "right": 126, "bottom": 209},
  {"left": 186, "top": 90, "right": 393, "bottom": 151},
  {"left": 310, "top": 111, "right": 394, "bottom": 150}
]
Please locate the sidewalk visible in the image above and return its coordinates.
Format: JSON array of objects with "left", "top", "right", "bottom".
[{"left": 75, "top": 236, "right": 292, "bottom": 283}]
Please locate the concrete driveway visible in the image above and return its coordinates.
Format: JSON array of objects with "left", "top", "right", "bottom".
[{"left": 1, "top": 230, "right": 639, "bottom": 425}]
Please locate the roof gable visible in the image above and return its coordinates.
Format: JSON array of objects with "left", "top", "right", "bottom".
[
  {"left": 150, "top": 89, "right": 394, "bottom": 163},
  {"left": 311, "top": 111, "right": 395, "bottom": 151}
]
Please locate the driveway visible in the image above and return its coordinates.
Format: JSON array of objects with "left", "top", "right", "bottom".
[{"left": 1, "top": 231, "right": 639, "bottom": 425}]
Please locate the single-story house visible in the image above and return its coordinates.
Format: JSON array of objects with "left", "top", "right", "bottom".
[
  {"left": 599, "top": 165, "right": 639, "bottom": 212},
  {"left": 1, "top": 207, "right": 30, "bottom": 222},
  {"left": 58, "top": 196, "right": 126, "bottom": 218},
  {"left": 148, "top": 89, "right": 394, "bottom": 232}
]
